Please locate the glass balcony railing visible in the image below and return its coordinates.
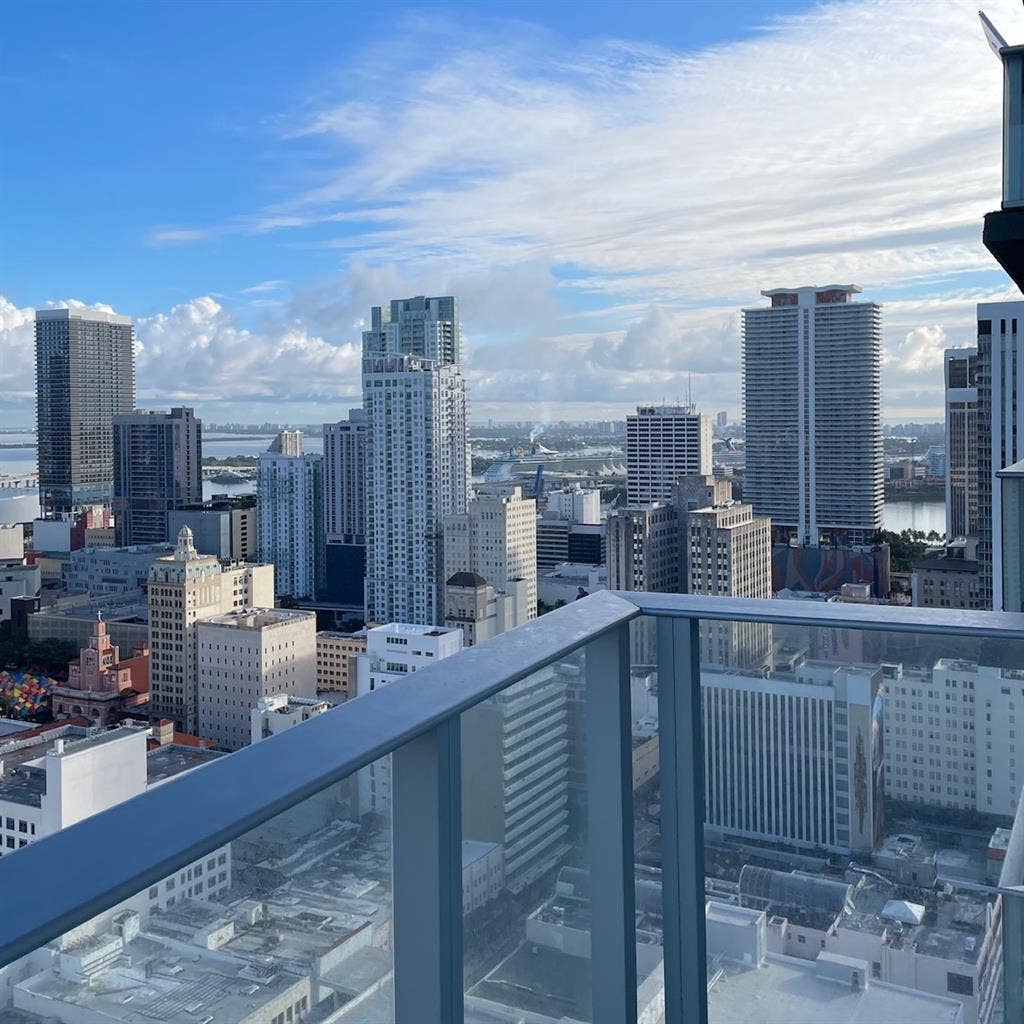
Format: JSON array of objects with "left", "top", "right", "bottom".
[{"left": 0, "top": 591, "right": 1023, "bottom": 1024}]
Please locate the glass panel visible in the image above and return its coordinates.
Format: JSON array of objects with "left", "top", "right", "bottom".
[
  {"left": 1, "top": 756, "right": 394, "bottom": 1024},
  {"left": 643, "top": 615, "right": 1022, "bottom": 1024},
  {"left": 461, "top": 647, "right": 599, "bottom": 1021}
]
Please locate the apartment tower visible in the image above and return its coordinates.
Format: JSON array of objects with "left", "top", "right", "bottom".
[
  {"left": 362, "top": 296, "right": 469, "bottom": 625},
  {"left": 945, "top": 348, "right": 980, "bottom": 540},
  {"left": 322, "top": 410, "right": 368, "bottom": 607},
  {"left": 626, "top": 404, "right": 712, "bottom": 505},
  {"left": 35, "top": 309, "right": 135, "bottom": 517},
  {"left": 742, "top": 286, "right": 883, "bottom": 546}
]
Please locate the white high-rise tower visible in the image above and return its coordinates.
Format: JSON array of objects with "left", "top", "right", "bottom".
[{"left": 363, "top": 296, "right": 469, "bottom": 625}]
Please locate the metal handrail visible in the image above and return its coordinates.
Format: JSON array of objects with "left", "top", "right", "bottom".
[{"left": 0, "top": 589, "right": 638, "bottom": 968}]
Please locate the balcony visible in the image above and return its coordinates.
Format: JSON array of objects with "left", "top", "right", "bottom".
[{"left": 1, "top": 591, "right": 1024, "bottom": 1023}]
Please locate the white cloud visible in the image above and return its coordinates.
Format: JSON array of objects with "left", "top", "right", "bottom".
[{"left": 889, "top": 325, "right": 948, "bottom": 373}]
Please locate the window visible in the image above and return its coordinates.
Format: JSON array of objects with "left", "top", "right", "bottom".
[{"left": 947, "top": 973, "right": 974, "bottom": 996}]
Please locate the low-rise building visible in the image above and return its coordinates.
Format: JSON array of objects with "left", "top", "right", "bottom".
[
  {"left": 61, "top": 543, "right": 173, "bottom": 596},
  {"left": 316, "top": 629, "right": 367, "bottom": 697},
  {"left": 197, "top": 608, "right": 317, "bottom": 751},
  {"left": 251, "top": 692, "right": 330, "bottom": 744},
  {"left": 27, "top": 591, "right": 150, "bottom": 652},
  {"left": 0, "top": 565, "right": 40, "bottom": 625},
  {"left": 912, "top": 539, "right": 982, "bottom": 610}
]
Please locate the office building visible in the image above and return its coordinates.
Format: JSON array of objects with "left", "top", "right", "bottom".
[
  {"left": 674, "top": 473, "right": 734, "bottom": 590},
  {"left": 257, "top": 451, "right": 324, "bottom": 600},
  {"left": 323, "top": 410, "right": 368, "bottom": 607},
  {"left": 742, "top": 286, "right": 883, "bottom": 545},
  {"left": 49, "top": 616, "right": 149, "bottom": 725},
  {"left": 353, "top": 623, "right": 463, "bottom": 814},
  {"left": 911, "top": 538, "right": 982, "bottom": 610},
  {"left": 363, "top": 296, "right": 469, "bottom": 625},
  {"left": 147, "top": 527, "right": 274, "bottom": 733},
  {"left": 443, "top": 484, "right": 537, "bottom": 621},
  {"left": 315, "top": 629, "right": 367, "bottom": 698},
  {"left": 197, "top": 608, "right": 317, "bottom": 751},
  {"left": 444, "top": 572, "right": 531, "bottom": 647},
  {"left": 626, "top": 404, "right": 712, "bottom": 505},
  {"left": 62, "top": 543, "right": 172, "bottom": 596},
  {"left": 885, "top": 658, "right": 1024, "bottom": 817},
  {"left": 545, "top": 486, "right": 601, "bottom": 525},
  {"left": 703, "top": 661, "right": 884, "bottom": 854},
  {"left": 251, "top": 693, "right": 330, "bottom": 745},
  {"left": 35, "top": 308, "right": 135, "bottom": 517},
  {"left": 168, "top": 499, "right": 256, "bottom": 562},
  {"left": 946, "top": 348, "right": 979, "bottom": 539},
  {"left": 112, "top": 408, "right": 202, "bottom": 547},
  {"left": 687, "top": 501, "right": 772, "bottom": 668},
  {"left": 977, "top": 301, "right": 1024, "bottom": 608}
]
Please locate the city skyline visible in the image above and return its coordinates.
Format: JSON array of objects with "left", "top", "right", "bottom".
[{"left": 3, "top": 0, "right": 1023, "bottom": 427}]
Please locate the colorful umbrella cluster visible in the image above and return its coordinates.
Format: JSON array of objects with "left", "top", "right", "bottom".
[{"left": 0, "top": 670, "right": 55, "bottom": 718}]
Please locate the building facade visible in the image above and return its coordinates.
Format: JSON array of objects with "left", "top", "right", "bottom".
[
  {"left": 62, "top": 543, "right": 172, "bottom": 596},
  {"left": 443, "top": 483, "right": 537, "bottom": 620},
  {"left": 257, "top": 452, "right": 324, "bottom": 600},
  {"left": 147, "top": 527, "right": 274, "bottom": 733},
  {"left": 946, "top": 347, "right": 979, "bottom": 540},
  {"left": 363, "top": 296, "right": 469, "bottom": 626},
  {"left": 626, "top": 405, "right": 712, "bottom": 506},
  {"left": 977, "top": 301, "right": 1024, "bottom": 608},
  {"left": 545, "top": 487, "right": 601, "bottom": 525},
  {"left": 113, "top": 407, "right": 203, "bottom": 546},
  {"left": 35, "top": 309, "right": 135, "bottom": 517},
  {"left": 315, "top": 630, "right": 367, "bottom": 698},
  {"left": 687, "top": 501, "right": 772, "bottom": 668},
  {"left": 323, "top": 409, "right": 368, "bottom": 607},
  {"left": 168, "top": 499, "right": 256, "bottom": 562},
  {"left": 197, "top": 608, "right": 317, "bottom": 751},
  {"left": 742, "top": 286, "right": 883, "bottom": 546}
]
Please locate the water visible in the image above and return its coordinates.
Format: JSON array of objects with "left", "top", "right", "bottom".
[{"left": 883, "top": 500, "right": 945, "bottom": 536}]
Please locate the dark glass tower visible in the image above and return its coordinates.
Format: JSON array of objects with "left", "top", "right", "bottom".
[{"left": 35, "top": 309, "right": 135, "bottom": 517}]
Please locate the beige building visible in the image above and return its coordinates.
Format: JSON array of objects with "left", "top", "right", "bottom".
[
  {"left": 315, "top": 630, "right": 367, "bottom": 698},
  {"left": 197, "top": 608, "right": 317, "bottom": 751},
  {"left": 147, "top": 527, "right": 274, "bottom": 733},
  {"left": 443, "top": 483, "right": 537, "bottom": 621},
  {"left": 444, "top": 572, "right": 531, "bottom": 647},
  {"left": 688, "top": 501, "right": 772, "bottom": 668}
]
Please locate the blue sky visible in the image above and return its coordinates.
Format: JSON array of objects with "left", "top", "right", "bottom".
[{"left": 1, "top": 0, "right": 1020, "bottom": 425}]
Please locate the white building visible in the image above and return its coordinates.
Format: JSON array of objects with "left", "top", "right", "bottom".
[
  {"left": 462, "top": 839, "right": 505, "bottom": 913},
  {"left": 884, "top": 658, "right": 1024, "bottom": 817},
  {"left": 62, "top": 543, "right": 172, "bottom": 595},
  {"left": 443, "top": 483, "right": 537, "bottom": 621},
  {"left": 743, "top": 286, "right": 883, "bottom": 546},
  {"left": 687, "top": 501, "right": 772, "bottom": 669},
  {"left": 545, "top": 486, "right": 601, "bottom": 525},
  {"left": 0, "top": 564, "right": 40, "bottom": 624},
  {"left": 197, "top": 608, "right": 317, "bottom": 751},
  {"left": 0, "top": 524, "right": 23, "bottom": 562},
  {"left": 147, "top": 527, "right": 274, "bottom": 733},
  {"left": 945, "top": 348, "right": 979, "bottom": 540},
  {"left": 703, "top": 661, "right": 884, "bottom": 854},
  {"left": 444, "top": 572, "right": 531, "bottom": 647},
  {"left": 363, "top": 296, "right": 469, "bottom": 626},
  {"left": 251, "top": 692, "right": 330, "bottom": 745},
  {"left": 354, "top": 622, "right": 463, "bottom": 813},
  {"left": 257, "top": 451, "right": 324, "bottom": 600},
  {"left": 626, "top": 404, "right": 712, "bottom": 506}
]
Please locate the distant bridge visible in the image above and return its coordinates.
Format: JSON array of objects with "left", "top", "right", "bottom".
[{"left": 0, "top": 472, "right": 38, "bottom": 490}]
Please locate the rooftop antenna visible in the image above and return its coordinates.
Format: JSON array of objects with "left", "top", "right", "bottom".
[{"left": 688, "top": 372, "right": 693, "bottom": 407}]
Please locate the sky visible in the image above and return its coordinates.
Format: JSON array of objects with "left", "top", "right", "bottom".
[{"left": 2, "top": 0, "right": 1021, "bottom": 428}]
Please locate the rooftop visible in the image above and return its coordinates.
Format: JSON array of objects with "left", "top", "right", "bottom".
[
  {"left": 200, "top": 607, "right": 316, "bottom": 630},
  {"left": 146, "top": 744, "right": 225, "bottom": 786}
]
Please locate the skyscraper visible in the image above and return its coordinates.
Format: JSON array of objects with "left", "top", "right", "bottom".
[
  {"left": 363, "top": 296, "right": 469, "bottom": 625},
  {"left": 257, "top": 448, "right": 324, "bottom": 601},
  {"left": 323, "top": 410, "right": 368, "bottom": 607},
  {"left": 742, "top": 286, "right": 883, "bottom": 546},
  {"left": 977, "top": 301, "right": 1024, "bottom": 608},
  {"left": 945, "top": 348, "right": 979, "bottom": 540},
  {"left": 35, "top": 308, "right": 135, "bottom": 517},
  {"left": 113, "top": 407, "right": 202, "bottom": 546},
  {"left": 625, "top": 404, "right": 712, "bottom": 505}
]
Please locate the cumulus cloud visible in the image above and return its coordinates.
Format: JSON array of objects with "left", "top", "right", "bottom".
[{"left": 889, "top": 325, "right": 949, "bottom": 374}]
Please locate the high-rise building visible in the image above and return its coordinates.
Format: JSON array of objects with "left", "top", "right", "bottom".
[
  {"left": 257, "top": 451, "right": 324, "bottom": 600},
  {"left": 323, "top": 410, "right": 368, "bottom": 607},
  {"left": 673, "top": 473, "right": 733, "bottom": 591},
  {"left": 626, "top": 405, "right": 712, "bottom": 505},
  {"left": 147, "top": 527, "right": 274, "bottom": 733},
  {"left": 363, "top": 296, "right": 469, "bottom": 625},
  {"left": 945, "top": 348, "right": 979, "bottom": 539},
  {"left": 687, "top": 501, "right": 772, "bottom": 668},
  {"left": 35, "top": 308, "right": 135, "bottom": 517},
  {"left": 977, "top": 301, "right": 1024, "bottom": 608},
  {"left": 113, "top": 408, "right": 203, "bottom": 546},
  {"left": 197, "top": 608, "right": 317, "bottom": 751},
  {"left": 168, "top": 498, "right": 256, "bottom": 562},
  {"left": 742, "top": 286, "right": 883, "bottom": 546},
  {"left": 443, "top": 484, "right": 537, "bottom": 621},
  {"left": 268, "top": 429, "right": 303, "bottom": 456}
]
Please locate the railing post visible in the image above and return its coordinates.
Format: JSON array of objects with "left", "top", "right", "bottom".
[
  {"left": 1004, "top": 888, "right": 1024, "bottom": 1022},
  {"left": 585, "top": 622, "right": 638, "bottom": 1024},
  {"left": 392, "top": 718, "right": 463, "bottom": 1023},
  {"left": 657, "top": 616, "right": 708, "bottom": 1024}
]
